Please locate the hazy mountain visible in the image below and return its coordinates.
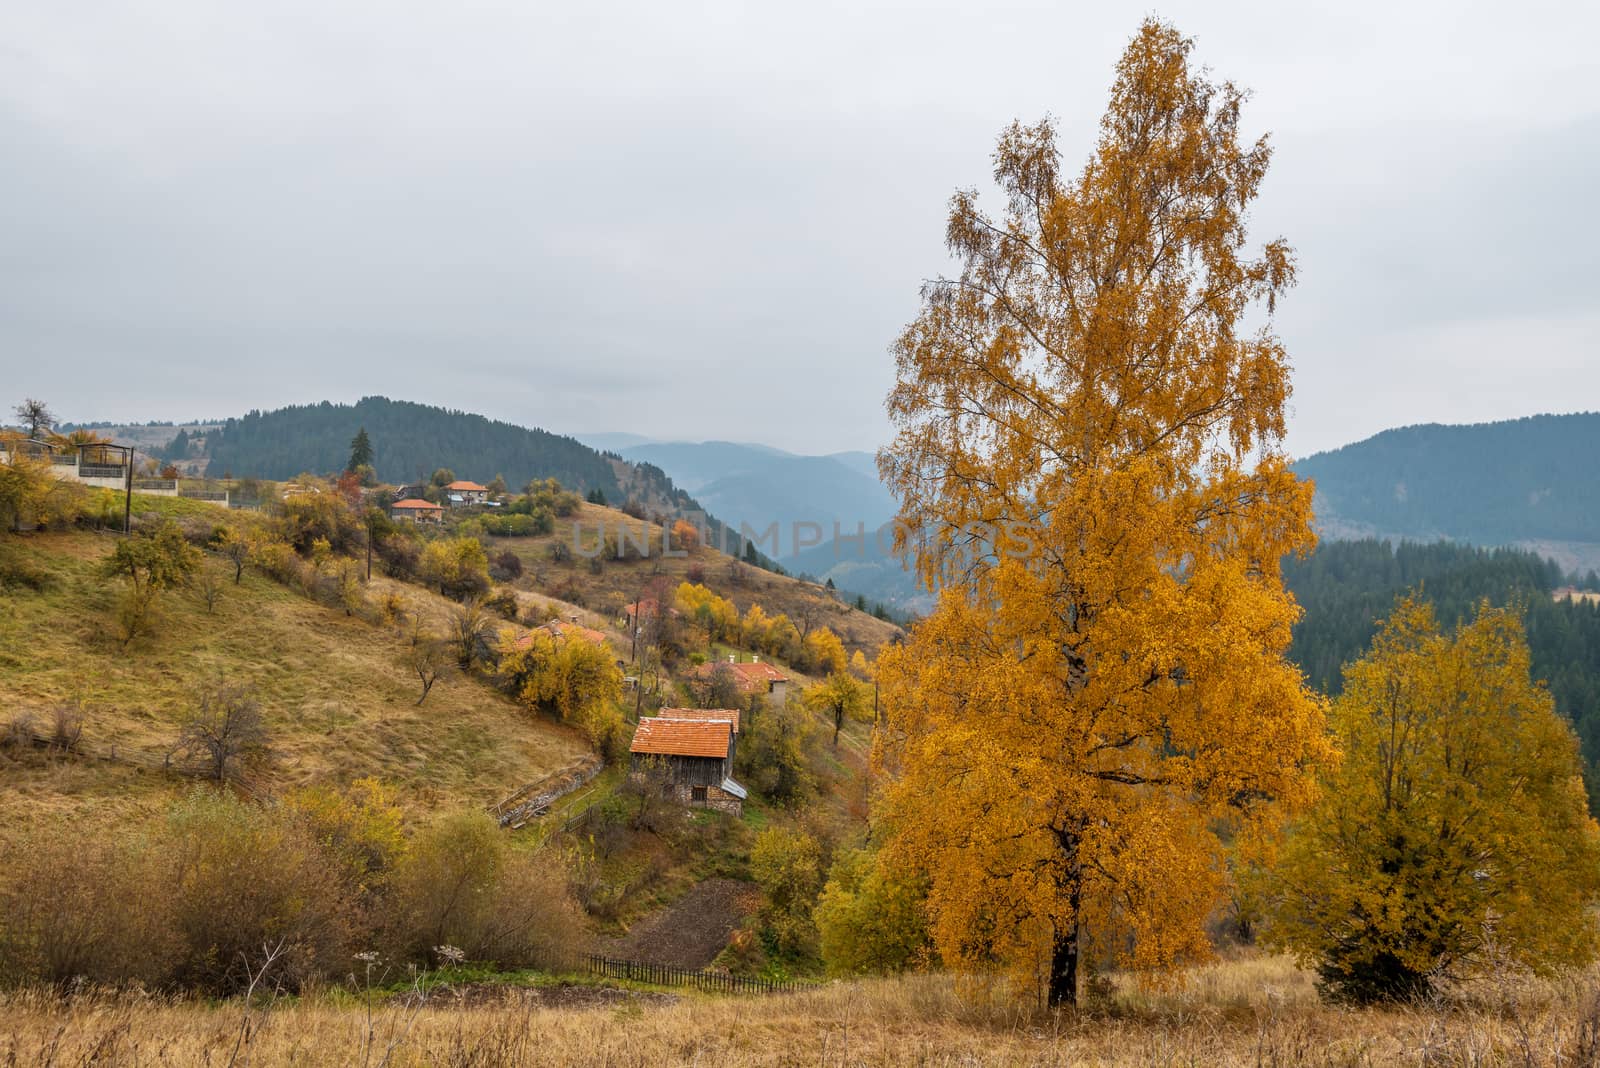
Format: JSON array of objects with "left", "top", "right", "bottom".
[
  {"left": 1296, "top": 411, "right": 1600, "bottom": 573},
  {"left": 576, "top": 431, "right": 660, "bottom": 453},
  {"left": 826, "top": 450, "right": 881, "bottom": 481},
  {"left": 617, "top": 441, "right": 897, "bottom": 544}
]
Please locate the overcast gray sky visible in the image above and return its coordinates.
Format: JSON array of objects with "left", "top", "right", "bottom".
[{"left": 3, "top": 0, "right": 1596, "bottom": 457}]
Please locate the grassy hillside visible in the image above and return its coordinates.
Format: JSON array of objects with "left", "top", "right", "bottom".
[
  {"left": 0, "top": 529, "right": 592, "bottom": 831},
  {"left": 496, "top": 500, "right": 904, "bottom": 660}
]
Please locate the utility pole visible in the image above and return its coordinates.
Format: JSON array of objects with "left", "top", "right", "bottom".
[{"left": 123, "top": 446, "right": 134, "bottom": 534}]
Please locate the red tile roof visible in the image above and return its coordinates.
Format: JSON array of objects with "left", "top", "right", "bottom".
[
  {"left": 658, "top": 707, "right": 741, "bottom": 735},
  {"left": 391, "top": 498, "right": 442, "bottom": 510},
  {"left": 692, "top": 660, "right": 789, "bottom": 693},
  {"left": 732, "top": 661, "right": 787, "bottom": 684},
  {"left": 446, "top": 480, "right": 487, "bottom": 492},
  {"left": 630, "top": 718, "right": 731, "bottom": 759},
  {"left": 518, "top": 620, "right": 609, "bottom": 648}
]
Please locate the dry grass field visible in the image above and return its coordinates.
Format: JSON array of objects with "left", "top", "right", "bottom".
[
  {"left": 0, "top": 529, "right": 591, "bottom": 832},
  {"left": 3, "top": 954, "right": 1597, "bottom": 1067}
]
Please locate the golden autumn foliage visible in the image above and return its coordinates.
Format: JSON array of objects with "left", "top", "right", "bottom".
[
  {"left": 875, "top": 19, "right": 1329, "bottom": 1006},
  {"left": 497, "top": 630, "right": 624, "bottom": 749},
  {"left": 1262, "top": 597, "right": 1600, "bottom": 1002},
  {"left": 676, "top": 581, "right": 741, "bottom": 644},
  {"left": 802, "top": 626, "right": 848, "bottom": 676}
]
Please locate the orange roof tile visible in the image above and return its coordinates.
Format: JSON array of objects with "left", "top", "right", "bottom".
[
  {"left": 446, "top": 480, "right": 487, "bottom": 492},
  {"left": 732, "top": 661, "right": 787, "bottom": 684},
  {"left": 658, "top": 707, "right": 741, "bottom": 735},
  {"left": 692, "top": 660, "right": 788, "bottom": 692},
  {"left": 518, "top": 620, "right": 610, "bottom": 648},
  {"left": 630, "top": 718, "right": 731, "bottom": 759},
  {"left": 391, "top": 498, "right": 442, "bottom": 510}
]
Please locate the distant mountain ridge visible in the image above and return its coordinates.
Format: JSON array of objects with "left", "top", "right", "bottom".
[
  {"left": 156, "top": 397, "right": 772, "bottom": 564},
  {"left": 614, "top": 441, "right": 898, "bottom": 544},
  {"left": 204, "top": 398, "right": 617, "bottom": 493},
  {"left": 1294, "top": 411, "right": 1600, "bottom": 572}
]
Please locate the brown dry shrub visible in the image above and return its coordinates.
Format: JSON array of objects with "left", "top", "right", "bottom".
[
  {"left": 385, "top": 809, "right": 587, "bottom": 969},
  {"left": 158, "top": 789, "right": 357, "bottom": 994},
  {"left": 0, "top": 824, "right": 177, "bottom": 988}
]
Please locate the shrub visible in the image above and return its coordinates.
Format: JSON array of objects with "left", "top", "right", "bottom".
[
  {"left": 0, "top": 455, "right": 85, "bottom": 532},
  {"left": 0, "top": 827, "right": 177, "bottom": 988},
  {"left": 276, "top": 488, "right": 363, "bottom": 555},
  {"left": 48, "top": 701, "right": 83, "bottom": 752},
  {"left": 751, "top": 827, "right": 823, "bottom": 958},
  {"left": 376, "top": 533, "right": 420, "bottom": 579},
  {"left": 449, "top": 598, "right": 495, "bottom": 667},
  {"left": 0, "top": 543, "right": 53, "bottom": 591},
  {"left": 159, "top": 790, "right": 355, "bottom": 994},
  {"left": 419, "top": 537, "right": 491, "bottom": 599},
  {"left": 815, "top": 848, "right": 930, "bottom": 976},
  {"left": 489, "top": 549, "right": 523, "bottom": 582},
  {"left": 250, "top": 536, "right": 304, "bottom": 585},
  {"left": 485, "top": 586, "right": 520, "bottom": 620},
  {"left": 386, "top": 810, "right": 585, "bottom": 968},
  {"left": 285, "top": 778, "right": 406, "bottom": 910}
]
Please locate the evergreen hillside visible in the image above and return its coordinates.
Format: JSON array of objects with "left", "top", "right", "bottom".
[
  {"left": 1283, "top": 538, "right": 1600, "bottom": 800},
  {"left": 203, "top": 397, "right": 619, "bottom": 492},
  {"left": 1294, "top": 412, "right": 1600, "bottom": 547}
]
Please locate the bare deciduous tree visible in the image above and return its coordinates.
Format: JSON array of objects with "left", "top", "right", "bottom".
[
  {"left": 194, "top": 563, "right": 225, "bottom": 614},
  {"left": 407, "top": 640, "right": 447, "bottom": 706},
  {"left": 177, "top": 681, "right": 268, "bottom": 782},
  {"left": 12, "top": 398, "right": 55, "bottom": 438}
]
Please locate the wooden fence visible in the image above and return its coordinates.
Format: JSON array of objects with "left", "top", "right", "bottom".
[
  {"left": 489, "top": 755, "right": 604, "bottom": 828},
  {"left": 4, "top": 716, "right": 263, "bottom": 800},
  {"left": 580, "top": 954, "right": 809, "bottom": 995}
]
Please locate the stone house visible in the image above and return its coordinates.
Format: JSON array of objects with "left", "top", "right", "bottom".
[
  {"left": 691, "top": 657, "right": 789, "bottom": 711},
  {"left": 390, "top": 498, "right": 443, "bottom": 524},
  {"left": 445, "top": 480, "right": 489, "bottom": 506}
]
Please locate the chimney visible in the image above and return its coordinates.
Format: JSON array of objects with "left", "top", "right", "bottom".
[
  {"left": 753, "top": 655, "right": 760, "bottom": 663},
  {"left": 728, "top": 654, "right": 735, "bottom": 663}
]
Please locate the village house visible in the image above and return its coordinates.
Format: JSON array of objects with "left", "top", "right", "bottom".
[
  {"left": 628, "top": 714, "right": 746, "bottom": 815},
  {"left": 656, "top": 706, "right": 740, "bottom": 762},
  {"left": 444, "top": 479, "right": 489, "bottom": 507},
  {"left": 691, "top": 657, "right": 789, "bottom": 711},
  {"left": 517, "top": 616, "right": 610, "bottom": 648},
  {"left": 621, "top": 597, "right": 679, "bottom": 630},
  {"left": 390, "top": 498, "right": 443, "bottom": 524}
]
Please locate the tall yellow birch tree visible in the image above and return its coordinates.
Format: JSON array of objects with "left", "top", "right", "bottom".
[{"left": 874, "top": 19, "right": 1331, "bottom": 1006}]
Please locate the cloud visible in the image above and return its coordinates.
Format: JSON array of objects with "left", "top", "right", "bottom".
[{"left": 1, "top": 0, "right": 1596, "bottom": 455}]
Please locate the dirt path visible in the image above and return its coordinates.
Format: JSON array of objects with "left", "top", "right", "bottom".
[{"left": 601, "top": 878, "right": 760, "bottom": 968}]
